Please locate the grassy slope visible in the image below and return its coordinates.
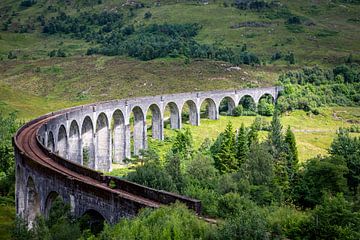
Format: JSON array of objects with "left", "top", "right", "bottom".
[
  {"left": 0, "top": 0, "right": 359, "bottom": 118},
  {"left": 134, "top": 0, "right": 360, "bottom": 65},
  {"left": 0, "top": 56, "right": 279, "bottom": 119},
  {"left": 147, "top": 107, "right": 360, "bottom": 163}
]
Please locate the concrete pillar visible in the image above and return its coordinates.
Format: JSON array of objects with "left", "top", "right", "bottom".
[
  {"left": 132, "top": 107, "right": 145, "bottom": 156},
  {"left": 15, "top": 162, "right": 25, "bottom": 218},
  {"left": 168, "top": 102, "right": 180, "bottom": 129},
  {"left": 69, "top": 121, "right": 81, "bottom": 164},
  {"left": 113, "top": 114, "right": 126, "bottom": 164},
  {"left": 125, "top": 123, "right": 131, "bottom": 159},
  {"left": 57, "top": 125, "right": 68, "bottom": 159},
  {"left": 95, "top": 113, "right": 110, "bottom": 172},
  {"left": 149, "top": 104, "right": 163, "bottom": 140}
]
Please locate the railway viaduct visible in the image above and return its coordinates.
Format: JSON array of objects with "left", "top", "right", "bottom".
[{"left": 14, "top": 86, "right": 282, "bottom": 227}]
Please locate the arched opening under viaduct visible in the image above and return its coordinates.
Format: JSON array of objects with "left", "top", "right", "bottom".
[
  {"left": 147, "top": 104, "right": 163, "bottom": 140},
  {"left": 80, "top": 209, "right": 106, "bottom": 236},
  {"left": 26, "top": 177, "right": 40, "bottom": 228},
  {"left": 164, "top": 102, "right": 180, "bottom": 130},
  {"left": 47, "top": 131, "right": 55, "bottom": 152},
  {"left": 112, "top": 110, "right": 126, "bottom": 164},
  {"left": 257, "top": 93, "right": 275, "bottom": 116},
  {"left": 131, "top": 106, "right": 145, "bottom": 156},
  {"left": 69, "top": 120, "right": 81, "bottom": 164},
  {"left": 82, "top": 116, "right": 95, "bottom": 168},
  {"left": 239, "top": 95, "right": 257, "bottom": 114},
  {"left": 200, "top": 98, "right": 218, "bottom": 121},
  {"left": 181, "top": 100, "right": 198, "bottom": 126},
  {"left": 96, "top": 113, "right": 110, "bottom": 171},
  {"left": 44, "top": 191, "right": 61, "bottom": 219},
  {"left": 219, "top": 97, "right": 236, "bottom": 116},
  {"left": 57, "top": 125, "right": 68, "bottom": 158}
]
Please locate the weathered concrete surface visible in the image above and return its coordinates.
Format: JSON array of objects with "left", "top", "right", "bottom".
[{"left": 38, "top": 86, "right": 281, "bottom": 170}]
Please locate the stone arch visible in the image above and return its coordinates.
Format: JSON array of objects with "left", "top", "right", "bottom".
[
  {"left": 147, "top": 104, "right": 163, "bottom": 140},
  {"left": 257, "top": 93, "right": 275, "bottom": 116},
  {"left": 200, "top": 98, "right": 218, "bottom": 120},
  {"left": 57, "top": 125, "right": 68, "bottom": 158},
  {"left": 16, "top": 165, "right": 25, "bottom": 216},
  {"left": 69, "top": 120, "right": 81, "bottom": 164},
  {"left": 181, "top": 100, "right": 199, "bottom": 126},
  {"left": 112, "top": 110, "right": 126, "bottom": 164},
  {"left": 44, "top": 191, "right": 61, "bottom": 218},
  {"left": 164, "top": 102, "right": 181, "bottom": 129},
  {"left": 81, "top": 116, "right": 95, "bottom": 169},
  {"left": 219, "top": 96, "right": 236, "bottom": 115},
  {"left": 239, "top": 95, "right": 257, "bottom": 112},
  {"left": 26, "top": 177, "right": 40, "bottom": 228},
  {"left": 47, "top": 131, "right": 55, "bottom": 152},
  {"left": 258, "top": 93, "right": 275, "bottom": 104},
  {"left": 131, "top": 106, "right": 146, "bottom": 156},
  {"left": 96, "top": 113, "right": 110, "bottom": 171},
  {"left": 82, "top": 209, "right": 106, "bottom": 235}
]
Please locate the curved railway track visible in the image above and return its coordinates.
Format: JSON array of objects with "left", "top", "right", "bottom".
[{"left": 15, "top": 113, "right": 161, "bottom": 208}]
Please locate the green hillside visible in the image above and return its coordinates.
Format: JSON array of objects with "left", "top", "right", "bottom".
[{"left": 0, "top": 0, "right": 359, "bottom": 117}]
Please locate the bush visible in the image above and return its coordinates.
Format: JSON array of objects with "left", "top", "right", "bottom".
[
  {"left": 217, "top": 200, "right": 269, "bottom": 240},
  {"left": 100, "top": 203, "right": 216, "bottom": 239},
  {"left": 232, "top": 105, "right": 243, "bottom": 116},
  {"left": 144, "top": 11, "right": 152, "bottom": 19}
]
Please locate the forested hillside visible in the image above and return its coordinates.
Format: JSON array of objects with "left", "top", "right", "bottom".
[{"left": 0, "top": 0, "right": 359, "bottom": 116}]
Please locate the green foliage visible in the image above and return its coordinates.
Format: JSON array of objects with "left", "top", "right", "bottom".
[
  {"left": 330, "top": 130, "right": 360, "bottom": 195},
  {"left": 144, "top": 11, "right": 152, "bottom": 19},
  {"left": 82, "top": 147, "right": 90, "bottom": 167},
  {"left": 126, "top": 162, "right": 176, "bottom": 192},
  {"left": 277, "top": 65, "right": 360, "bottom": 112},
  {"left": 12, "top": 197, "right": 83, "bottom": 240},
  {"left": 284, "top": 126, "right": 298, "bottom": 183},
  {"left": 213, "top": 122, "right": 237, "bottom": 174},
  {"left": 0, "top": 112, "right": 19, "bottom": 197},
  {"left": 99, "top": 203, "right": 215, "bottom": 240},
  {"left": 305, "top": 193, "right": 360, "bottom": 240},
  {"left": 235, "top": 123, "right": 249, "bottom": 166},
  {"left": 171, "top": 128, "right": 193, "bottom": 160},
  {"left": 257, "top": 98, "right": 274, "bottom": 116},
  {"left": 165, "top": 152, "right": 184, "bottom": 192},
  {"left": 185, "top": 153, "right": 218, "bottom": 189},
  {"left": 293, "top": 156, "right": 348, "bottom": 208},
  {"left": 216, "top": 199, "right": 269, "bottom": 240},
  {"left": 268, "top": 109, "right": 283, "bottom": 155},
  {"left": 231, "top": 105, "right": 243, "bottom": 116},
  {"left": 267, "top": 205, "right": 310, "bottom": 239}
]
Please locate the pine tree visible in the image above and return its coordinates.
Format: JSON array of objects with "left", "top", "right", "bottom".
[
  {"left": 284, "top": 126, "right": 298, "bottom": 179},
  {"left": 236, "top": 123, "right": 249, "bottom": 167},
  {"left": 214, "top": 122, "right": 237, "bottom": 174},
  {"left": 171, "top": 128, "right": 193, "bottom": 160},
  {"left": 268, "top": 109, "right": 283, "bottom": 156},
  {"left": 248, "top": 117, "right": 261, "bottom": 146},
  {"left": 165, "top": 152, "right": 184, "bottom": 192}
]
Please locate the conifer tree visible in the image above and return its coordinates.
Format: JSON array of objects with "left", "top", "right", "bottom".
[
  {"left": 284, "top": 126, "right": 298, "bottom": 179},
  {"left": 236, "top": 123, "right": 249, "bottom": 167},
  {"left": 214, "top": 122, "right": 237, "bottom": 173},
  {"left": 268, "top": 109, "right": 283, "bottom": 156}
]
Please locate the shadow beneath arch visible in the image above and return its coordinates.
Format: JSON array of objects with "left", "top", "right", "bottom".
[{"left": 79, "top": 209, "right": 106, "bottom": 236}]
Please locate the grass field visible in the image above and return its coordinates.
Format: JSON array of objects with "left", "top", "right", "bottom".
[{"left": 146, "top": 107, "right": 360, "bottom": 163}]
